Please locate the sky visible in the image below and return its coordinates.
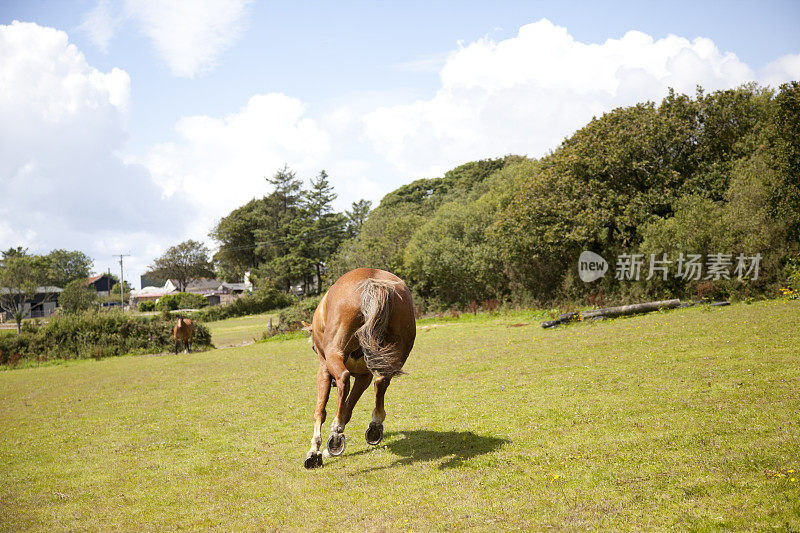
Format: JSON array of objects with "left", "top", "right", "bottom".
[{"left": 1, "top": 1, "right": 799, "bottom": 288}]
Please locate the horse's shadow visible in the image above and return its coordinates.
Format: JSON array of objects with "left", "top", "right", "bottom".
[{"left": 350, "top": 429, "right": 509, "bottom": 471}]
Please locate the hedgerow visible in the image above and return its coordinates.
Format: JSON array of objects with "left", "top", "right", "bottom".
[
  {"left": 0, "top": 311, "right": 212, "bottom": 366},
  {"left": 192, "top": 287, "right": 294, "bottom": 322}
]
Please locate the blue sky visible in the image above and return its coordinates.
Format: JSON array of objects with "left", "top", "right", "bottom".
[{"left": 1, "top": 1, "right": 799, "bottom": 287}]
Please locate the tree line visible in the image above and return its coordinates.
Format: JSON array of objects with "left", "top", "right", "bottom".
[
  {"left": 342, "top": 81, "right": 799, "bottom": 309},
  {"left": 148, "top": 81, "right": 800, "bottom": 310}
]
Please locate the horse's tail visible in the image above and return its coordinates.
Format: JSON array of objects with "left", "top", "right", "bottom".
[{"left": 355, "top": 278, "right": 405, "bottom": 378}]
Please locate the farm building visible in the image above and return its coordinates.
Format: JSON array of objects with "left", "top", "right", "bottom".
[
  {"left": 129, "top": 285, "right": 174, "bottom": 307},
  {"left": 85, "top": 274, "right": 116, "bottom": 296},
  {"left": 182, "top": 279, "right": 250, "bottom": 306},
  {"left": 0, "top": 286, "right": 63, "bottom": 321},
  {"left": 130, "top": 279, "right": 251, "bottom": 308}
]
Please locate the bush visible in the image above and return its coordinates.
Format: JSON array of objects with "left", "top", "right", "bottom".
[
  {"left": 156, "top": 292, "right": 207, "bottom": 311},
  {"left": 263, "top": 296, "right": 321, "bottom": 337},
  {"left": 0, "top": 311, "right": 213, "bottom": 366},
  {"left": 156, "top": 294, "right": 180, "bottom": 311},
  {"left": 138, "top": 300, "right": 156, "bottom": 312},
  {"left": 60, "top": 279, "right": 98, "bottom": 314},
  {"left": 194, "top": 287, "right": 294, "bottom": 322}
]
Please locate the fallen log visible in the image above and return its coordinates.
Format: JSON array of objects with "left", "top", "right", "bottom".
[
  {"left": 580, "top": 299, "right": 681, "bottom": 320},
  {"left": 541, "top": 311, "right": 580, "bottom": 329},
  {"left": 541, "top": 299, "right": 682, "bottom": 328}
]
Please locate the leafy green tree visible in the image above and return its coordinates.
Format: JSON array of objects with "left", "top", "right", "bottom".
[
  {"left": 251, "top": 166, "right": 310, "bottom": 291},
  {"left": 769, "top": 81, "right": 800, "bottom": 240},
  {"left": 2, "top": 246, "right": 27, "bottom": 260},
  {"left": 210, "top": 197, "right": 270, "bottom": 282},
  {"left": 303, "top": 171, "right": 347, "bottom": 291},
  {"left": 490, "top": 85, "right": 779, "bottom": 301},
  {"left": 148, "top": 240, "right": 214, "bottom": 292},
  {"left": 328, "top": 157, "right": 513, "bottom": 283},
  {"left": 59, "top": 279, "right": 97, "bottom": 314},
  {"left": 345, "top": 199, "right": 372, "bottom": 238},
  {"left": 43, "top": 249, "right": 93, "bottom": 287},
  {"left": 403, "top": 159, "right": 531, "bottom": 307},
  {"left": 0, "top": 255, "right": 45, "bottom": 333}
]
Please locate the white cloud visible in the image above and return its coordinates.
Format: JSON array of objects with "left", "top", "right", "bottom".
[
  {"left": 135, "top": 93, "right": 332, "bottom": 232},
  {"left": 363, "top": 19, "right": 798, "bottom": 178},
  {"left": 77, "top": 0, "right": 118, "bottom": 53},
  {"left": 124, "top": 0, "right": 252, "bottom": 78},
  {"left": 0, "top": 21, "right": 192, "bottom": 286},
  {"left": 760, "top": 53, "right": 800, "bottom": 88}
]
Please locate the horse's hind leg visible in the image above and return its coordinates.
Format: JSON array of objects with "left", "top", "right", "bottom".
[
  {"left": 304, "top": 363, "right": 331, "bottom": 469},
  {"left": 340, "top": 374, "right": 372, "bottom": 426},
  {"left": 322, "top": 372, "right": 372, "bottom": 458},
  {"left": 366, "top": 376, "right": 391, "bottom": 445},
  {"left": 323, "top": 355, "right": 351, "bottom": 457}
]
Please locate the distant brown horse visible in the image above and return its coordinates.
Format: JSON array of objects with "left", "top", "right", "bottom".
[
  {"left": 303, "top": 268, "right": 416, "bottom": 468},
  {"left": 174, "top": 316, "right": 194, "bottom": 354}
]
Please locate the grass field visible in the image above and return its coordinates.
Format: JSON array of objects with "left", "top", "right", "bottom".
[
  {"left": 1, "top": 300, "right": 799, "bottom": 530},
  {"left": 204, "top": 312, "right": 276, "bottom": 348}
]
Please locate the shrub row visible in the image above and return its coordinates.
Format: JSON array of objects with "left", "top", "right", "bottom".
[
  {"left": 156, "top": 292, "right": 208, "bottom": 311},
  {"left": 0, "top": 311, "right": 213, "bottom": 365},
  {"left": 192, "top": 287, "right": 294, "bottom": 322}
]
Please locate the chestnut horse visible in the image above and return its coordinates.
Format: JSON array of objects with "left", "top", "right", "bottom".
[
  {"left": 174, "top": 316, "right": 194, "bottom": 354},
  {"left": 303, "top": 268, "right": 416, "bottom": 468}
]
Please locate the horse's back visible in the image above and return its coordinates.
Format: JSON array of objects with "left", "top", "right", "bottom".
[
  {"left": 314, "top": 268, "right": 415, "bottom": 370},
  {"left": 323, "top": 268, "right": 413, "bottom": 327}
]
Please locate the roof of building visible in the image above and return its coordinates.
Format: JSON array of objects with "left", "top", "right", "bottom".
[
  {"left": 183, "top": 278, "right": 223, "bottom": 291},
  {"left": 131, "top": 286, "right": 173, "bottom": 297},
  {"left": 85, "top": 274, "right": 116, "bottom": 286},
  {"left": 221, "top": 282, "right": 248, "bottom": 292},
  {"left": 0, "top": 286, "right": 63, "bottom": 295}
]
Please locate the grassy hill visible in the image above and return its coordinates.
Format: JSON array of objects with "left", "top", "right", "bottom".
[{"left": 1, "top": 300, "right": 798, "bottom": 530}]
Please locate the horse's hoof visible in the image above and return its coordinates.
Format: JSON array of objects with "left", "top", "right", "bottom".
[
  {"left": 365, "top": 422, "right": 383, "bottom": 445},
  {"left": 326, "top": 433, "right": 346, "bottom": 456},
  {"left": 303, "top": 451, "right": 322, "bottom": 469}
]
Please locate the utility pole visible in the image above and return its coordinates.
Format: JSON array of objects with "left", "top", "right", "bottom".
[{"left": 114, "top": 253, "right": 131, "bottom": 310}]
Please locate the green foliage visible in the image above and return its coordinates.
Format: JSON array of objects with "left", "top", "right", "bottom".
[
  {"left": 327, "top": 157, "right": 514, "bottom": 283},
  {"left": 210, "top": 197, "right": 268, "bottom": 282},
  {"left": 42, "top": 249, "right": 94, "bottom": 288},
  {"left": 193, "top": 287, "right": 294, "bottom": 322},
  {"left": 156, "top": 292, "right": 207, "bottom": 311},
  {"left": 0, "top": 255, "right": 47, "bottom": 333},
  {"left": 60, "top": 279, "right": 98, "bottom": 314},
  {"left": 212, "top": 166, "right": 347, "bottom": 294},
  {"left": 768, "top": 81, "right": 800, "bottom": 240},
  {"left": 270, "top": 296, "right": 321, "bottom": 334},
  {"left": 404, "top": 159, "right": 534, "bottom": 307},
  {"left": 489, "top": 84, "right": 796, "bottom": 304},
  {"left": 0, "top": 311, "right": 213, "bottom": 364},
  {"left": 156, "top": 294, "right": 180, "bottom": 311},
  {"left": 138, "top": 300, "right": 156, "bottom": 312},
  {"left": 148, "top": 240, "right": 214, "bottom": 292},
  {"left": 345, "top": 199, "right": 371, "bottom": 238}
]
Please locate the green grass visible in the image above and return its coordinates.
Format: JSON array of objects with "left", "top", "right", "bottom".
[
  {"left": 204, "top": 312, "right": 276, "bottom": 347},
  {"left": 1, "top": 300, "right": 798, "bottom": 531}
]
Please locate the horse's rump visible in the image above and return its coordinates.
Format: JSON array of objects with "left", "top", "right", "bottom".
[{"left": 355, "top": 278, "right": 405, "bottom": 378}]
